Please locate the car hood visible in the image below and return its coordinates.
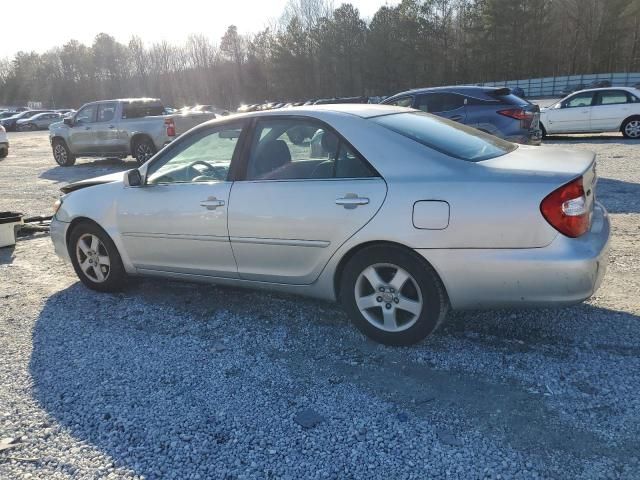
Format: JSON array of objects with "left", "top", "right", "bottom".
[{"left": 60, "top": 171, "right": 124, "bottom": 194}]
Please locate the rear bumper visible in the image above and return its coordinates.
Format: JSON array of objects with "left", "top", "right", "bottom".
[
  {"left": 419, "top": 203, "right": 610, "bottom": 310},
  {"left": 50, "top": 217, "right": 71, "bottom": 263}
]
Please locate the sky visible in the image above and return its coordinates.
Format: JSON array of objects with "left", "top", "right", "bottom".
[{"left": 2, "top": 0, "right": 400, "bottom": 58}]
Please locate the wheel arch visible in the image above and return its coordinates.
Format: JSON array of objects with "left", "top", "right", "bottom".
[
  {"left": 333, "top": 240, "right": 449, "bottom": 305},
  {"left": 620, "top": 114, "right": 640, "bottom": 132},
  {"left": 65, "top": 217, "right": 107, "bottom": 251}
]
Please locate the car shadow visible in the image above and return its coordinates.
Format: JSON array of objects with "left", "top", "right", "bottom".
[
  {"left": 38, "top": 158, "right": 138, "bottom": 184},
  {"left": 29, "top": 279, "right": 640, "bottom": 478},
  {"left": 543, "top": 134, "right": 636, "bottom": 145},
  {"left": 0, "top": 244, "right": 15, "bottom": 264}
]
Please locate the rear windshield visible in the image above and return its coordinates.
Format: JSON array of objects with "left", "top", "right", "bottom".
[
  {"left": 371, "top": 112, "right": 517, "bottom": 162},
  {"left": 489, "top": 92, "right": 530, "bottom": 105}
]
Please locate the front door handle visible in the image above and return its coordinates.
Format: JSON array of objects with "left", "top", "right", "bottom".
[
  {"left": 336, "top": 194, "right": 369, "bottom": 209},
  {"left": 200, "top": 196, "right": 225, "bottom": 210}
]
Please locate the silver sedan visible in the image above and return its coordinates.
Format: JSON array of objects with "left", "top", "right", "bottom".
[{"left": 50, "top": 105, "right": 610, "bottom": 345}]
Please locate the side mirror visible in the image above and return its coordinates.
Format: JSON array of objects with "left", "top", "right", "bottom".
[
  {"left": 63, "top": 117, "right": 73, "bottom": 126},
  {"left": 124, "top": 169, "right": 143, "bottom": 187}
]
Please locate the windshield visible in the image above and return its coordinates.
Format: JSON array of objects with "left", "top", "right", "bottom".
[{"left": 372, "top": 112, "right": 516, "bottom": 162}]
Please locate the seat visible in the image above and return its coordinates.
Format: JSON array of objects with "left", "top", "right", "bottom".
[{"left": 252, "top": 139, "right": 292, "bottom": 179}]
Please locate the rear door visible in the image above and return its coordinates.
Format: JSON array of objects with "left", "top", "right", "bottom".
[
  {"left": 228, "top": 116, "right": 387, "bottom": 284},
  {"left": 415, "top": 93, "right": 467, "bottom": 123},
  {"left": 591, "top": 90, "right": 635, "bottom": 131},
  {"left": 545, "top": 91, "right": 594, "bottom": 133}
]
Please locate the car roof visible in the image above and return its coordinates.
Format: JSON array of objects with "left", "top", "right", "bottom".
[
  {"left": 244, "top": 103, "right": 410, "bottom": 119},
  {"left": 389, "top": 85, "right": 505, "bottom": 96},
  {"left": 570, "top": 86, "right": 638, "bottom": 93}
]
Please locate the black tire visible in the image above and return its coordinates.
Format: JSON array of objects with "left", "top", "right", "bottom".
[
  {"left": 133, "top": 137, "right": 157, "bottom": 165},
  {"left": 540, "top": 123, "right": 547, "bottom": 139},
  {"left": 339, "top": 245, "right": 449, "bottom": 346},
  {"left": 0, "top": 147, "right": 7, "bottom": 159},
  {"left": 68, "top": 221, "right": 127, "bottom": 293},
  {"left": 621, "top": 116, "right": 640, "bottom": 139},
  {"left": 52, "top": 138, "right": 76, "bottom": 166}
]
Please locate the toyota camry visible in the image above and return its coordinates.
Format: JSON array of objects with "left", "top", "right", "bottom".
[{"left": 50, "top": 105, "right": 610, "bottom": 345}]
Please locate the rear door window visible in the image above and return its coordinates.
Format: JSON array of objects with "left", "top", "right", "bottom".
[
  {"left": 415, "top": 93, "right": 465, "bottom": 113},
  {"left": 372, "top": 111, "right": 516, "bottom": 162},
  {"left": 597, "top": 90, "right": 632, "bottom": 105}
]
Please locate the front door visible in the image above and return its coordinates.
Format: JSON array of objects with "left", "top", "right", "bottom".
[
  {"left": 92, "top": 102, "right": 122, "bottom": 154},
  {"left": 68, "top": 103, "right": 99, "bottom": 154},
  {"left": 228, "top": 117, "right": 387, "bottom": 284},
  {"left": 116, "top": 121, "right": 246, "bottom": 277},
  {"left": 545, "top": 91, "right": 594, "bottom": 133}
]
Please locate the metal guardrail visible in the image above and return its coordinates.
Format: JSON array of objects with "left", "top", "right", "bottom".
[{"left": 476, "top": 72, "right": 640, "bottom": 98}]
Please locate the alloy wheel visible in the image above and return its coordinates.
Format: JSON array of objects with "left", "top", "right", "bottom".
[
  {"left": 624, "top": 120, "right": 640, "bottom": 138},
  {"left": 53, "top": 144, "right": 67, "bottom": 165},
  {"left": 136, "top": 143, "right": 154, "bottom": 162},
  {"left": 354, "top": 263, "right": 423, "bottom": 332},
  {"left": 76, "top": 233, "right": 111, "bottom": 283}
]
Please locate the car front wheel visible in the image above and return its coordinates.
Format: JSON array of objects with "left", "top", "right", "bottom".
[
  {"left": 340, "top": 245, "right": 448, "bottom": 346},
  {"left": 69, "top": 222, "right": 127, "bottom": 292},
  {"left": 52, "top": 139, "right": 76, "bottom": 166}
]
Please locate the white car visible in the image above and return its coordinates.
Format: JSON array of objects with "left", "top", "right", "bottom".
[
  {"left": 0, "top": 125, "right": 8, "bottom": 158},
  {"left": 540, "top": 87, "right": 640, "bottom": 138}
]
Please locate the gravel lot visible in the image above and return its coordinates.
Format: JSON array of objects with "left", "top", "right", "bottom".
[{"left": 0, "top": 131, "right": 639, "bottom": 479}]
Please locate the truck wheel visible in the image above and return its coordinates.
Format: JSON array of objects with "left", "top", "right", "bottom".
[
  {"left": 133, "top": 137, "right": 156, "bottom": 165},
  {"left": 52, "top": 139, "right": 76, "bottom": 166}
]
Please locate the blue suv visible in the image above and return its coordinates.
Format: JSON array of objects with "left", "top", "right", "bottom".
[{"left": 381, "top": 86, "right": 541, "bottom": 145}]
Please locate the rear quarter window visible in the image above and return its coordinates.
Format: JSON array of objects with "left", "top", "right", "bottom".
[{"left": 371, "top": 111, "right": 516, "bottom": 162}]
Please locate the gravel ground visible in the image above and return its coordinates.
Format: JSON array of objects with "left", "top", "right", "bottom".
[{"left": 0, "top": 131, "right": 639, "bottom": 479}]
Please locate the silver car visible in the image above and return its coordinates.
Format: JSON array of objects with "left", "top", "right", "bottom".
[
  {"left": 50, "top": 105, "right": 610, "bottom": 345},
  {"left": 16, "top": 112, "right": 63, "bottom": 131}
]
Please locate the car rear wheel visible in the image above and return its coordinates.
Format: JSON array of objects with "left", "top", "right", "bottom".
[
  {"left": 621, "top": 117, "right": 640, "bottom": 139},
  {"left": 340, "top": 245, "right": 448, "bottom": 346},
  {"left": 133, "top": 137, "right": 156, "bottom": 165},
  {"left": 52, "top": 139, "right": 76, "bottom": 166},
  {"left": 69, "top": 222, "right": 127, "bottom": 292}
]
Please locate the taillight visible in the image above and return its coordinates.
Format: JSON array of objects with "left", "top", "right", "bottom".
[
  {"left": 540, "top": 177, "right": 590, "bottom": 238},
  {"left": 497, "top": 108, "right": 534, "bottom": 128},
  {"left": 165, "top": 118, "right": 176, "bottom": 137}
]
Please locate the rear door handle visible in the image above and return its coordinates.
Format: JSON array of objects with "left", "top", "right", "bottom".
[
  {"left": 336, "top": 194, "right": 369, "bottom": 209},
  {"left": 200, "top": 197, "right": 225, "bottom": 210}
]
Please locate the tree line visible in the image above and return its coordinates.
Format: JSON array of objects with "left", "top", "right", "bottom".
[{"left": 1, "top": 0, "right": 639, "bottom": 109}]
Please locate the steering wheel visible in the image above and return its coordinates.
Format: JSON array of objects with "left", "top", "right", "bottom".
[{"left": 187, "top": 160, "right": 229, "bottom": 182}]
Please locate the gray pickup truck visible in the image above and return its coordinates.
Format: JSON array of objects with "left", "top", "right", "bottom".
[{"left": 49, "top": 98, "right": 216, "bottom": 166}]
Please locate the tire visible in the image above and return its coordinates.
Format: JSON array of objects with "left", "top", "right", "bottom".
[
  {"left": 621, "top": 117, "right": 640, "bottom": 139},
  {"left": 540, "top": 123, "right": 547, "bottom": 139},
  {"left": 52, "top": 139, "right": 76, "bottom": 166},
  {"left": 339, "top": 245, "right": 449, "bottom": 346},
  {"left": 0, "top": 148, "right": 7, "bottom": 159},
  {"left": 133, "top": 137, "right": 157, "bottom": 165},
  {"left": 68, "top": 221, "right": 127, "bottom": 292}
]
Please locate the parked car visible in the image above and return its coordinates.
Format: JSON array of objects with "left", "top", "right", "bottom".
[
  {"left": 540, "top": 87, "right": 640, "bottom": 138},
  {"left": 0, "top": 125, "right": 8, "bottom": 158},
  {"left": 0, "top": 111, "right": 17, "bottom": 120},
  {"left": 190, "top": 104, "right": 230, "bottom": 116},
  {"left": 0, "top": 110, "right": 53, "bottom": 131},
  {"left": 17, "top": 112, "right": 63, "bottom": 131},
  {"left": 50, "top": 104, "right": 609, "bottom": 345},
  {"left": 561, "top": 84, "right": 587, "bottom": 96},
  {"left": 49, "top": 98, "right": 217, "bottom": 166},
  {"left": 382, "top": 86, "right": 541, "bottom": 144},
  {"left": 56, "top": 109, "right": 76, "bottom": 116}
]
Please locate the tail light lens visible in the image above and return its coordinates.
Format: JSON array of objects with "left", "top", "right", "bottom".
[
  {"left": 165, "top": 118, "right": 176, "bottom": 137},
  {"left": 540, "top": 177, "right": 590, "bottom": 238},
  {"left": 497, "top": 108, "right": 534, "bottom": 128}
]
